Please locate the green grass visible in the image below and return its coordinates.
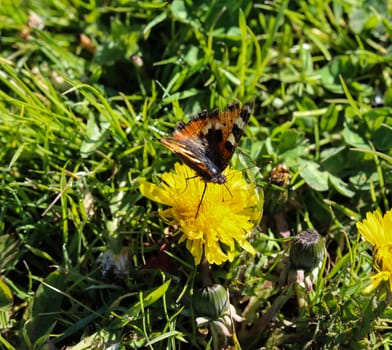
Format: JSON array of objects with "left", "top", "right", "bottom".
[{"left": 0, "top": 0, "right": 392, "bottom": 348}]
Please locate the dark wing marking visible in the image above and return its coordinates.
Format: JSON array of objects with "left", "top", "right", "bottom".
[{"left": 204, "top": 102, "right": 252, "bottom": 170}]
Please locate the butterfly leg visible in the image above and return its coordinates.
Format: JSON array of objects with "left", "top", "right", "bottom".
[
  {"left": 195, "top": 183, "right": 207, "bottom": 218},
  {"left": 222, "top": 182, "right": 233, "bottom": 202}
]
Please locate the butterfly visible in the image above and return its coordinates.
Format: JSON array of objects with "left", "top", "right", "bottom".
[{"left": 160, "top": 101, "right": 253, "bottom": 216}]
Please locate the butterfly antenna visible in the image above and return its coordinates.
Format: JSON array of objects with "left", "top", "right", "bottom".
[{"left": 195, "top": 183, "right": 207, "bottom": 218}]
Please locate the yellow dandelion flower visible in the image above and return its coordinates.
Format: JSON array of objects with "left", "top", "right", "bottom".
[
  {"left": 357, "top": 209, "right": 392, "bottom": 293},
  {"left": 140, "top": 163, "right": 261, "bottom": 265}
]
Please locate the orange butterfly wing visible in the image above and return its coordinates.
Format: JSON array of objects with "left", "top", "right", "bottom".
[{"left": 160, "top": 102, "right": 253, "bottom": 183}]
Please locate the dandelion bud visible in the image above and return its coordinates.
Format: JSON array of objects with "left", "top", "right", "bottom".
[
  {"left": 192, "top": 284, "right": 229, "bottom": 320},
  {"left": 269, "top": 163, "right": 290, "bottom": 187},
  {"left": 266, "top": 164, "right": 291, "bottom": 214},
  {"left": 289, "top": 229, "right": 325, "bottom": 272}
]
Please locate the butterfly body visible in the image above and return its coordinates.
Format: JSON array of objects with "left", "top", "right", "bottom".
[{"left": 160, "top": 102, "right": 252, "bottom": 184}]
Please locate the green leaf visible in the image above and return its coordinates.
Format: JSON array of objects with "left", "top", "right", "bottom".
[
  {"left": 277, "top": 129, "right": 308, "bottom": 163},
  {"left": 119, "top": 280, "right": 171, "bottom": 321},
  {"left": 362, "top": 108, "right": 392, "bottom": 151},
  {"left": 329, "top": 174, "right": 355, "bottom": 198},
  {"left": 349, "top": 9, "right": 368, "bottom": 34},
  {"left": 162, "top": 89, "right": 201, "bottom": 103},
  {"left": 80, "top": 113, "right": 111, "bottom": 157},
  {"left": 0, "top": 277, "right": 13, "bottom": 309},
  {"left": 349, "top": 171, "right": 379, "bottom": 191},
  {"left": 320, "top": 105, "right": 339, "bottom": 132},
  {"left": 299, "top": 161, "right": 329, "bottom": 191},
  {"left": 320, "top": 146, "right": 346, "bottom": 175},
  {"left": 25, "top": 245, "right": 56, "bottom": 264},
  {"left": 25, "top": 271, "right": 66, "bottom": 344},
  {"left": 144, "top": 12, "right": 168, "bottom": 39},
  {"left": 342, "top": 123, "right": 369, "bottom": 148},
  {"left": 373, "top": 123, "right": 392, "bottom": 151}
]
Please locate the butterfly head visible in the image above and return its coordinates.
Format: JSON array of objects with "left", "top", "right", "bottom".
[{"left": 209, "top": 169, "right": 226, "bottom": 184}]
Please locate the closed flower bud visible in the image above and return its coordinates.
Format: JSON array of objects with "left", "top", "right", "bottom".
[
  {"left": 289, "top": 229, "right": 325, "bottom": 272},
  {"left": 192, "top": 284, "right": 229, "bottom": 320},
  {"left": 265, "top": 164, "right": 291, "bottom": 214},
  {"left": 269, "top": 164, "right": 291, "bottom": 188}
]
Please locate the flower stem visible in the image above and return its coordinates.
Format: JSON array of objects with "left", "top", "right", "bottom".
[{"left": 201, "top": 256, "right": 212, "bottom": 286}]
